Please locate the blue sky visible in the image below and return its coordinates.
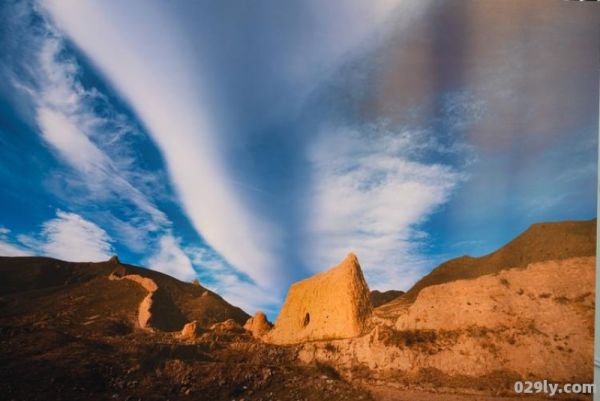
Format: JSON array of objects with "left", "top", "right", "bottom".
[{"left": 0, "top": 0, "right": 598, "bottom": 318}]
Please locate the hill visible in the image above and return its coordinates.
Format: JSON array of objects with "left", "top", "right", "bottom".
[
  {"left": 0, "top": 256, "right": 249, "bottom": 333},
  {"left": 296, "top": 219, "right": 596, "bottom": 394},
  {"left": 301, "top": 256, "right": 595, "bottom": 387},
  {"left": 370, "top": 290, "right": 404, "bottom": 307},
  {"left": 386, "top": 219, "right": 595, "bottom": 308}
]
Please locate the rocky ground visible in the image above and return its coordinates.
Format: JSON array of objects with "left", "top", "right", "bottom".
[
  {"left": 0, "top": 256, "right": 375, "bottom": 401},
  {"left": 3, "top": 322, "right": 589, "bottom": 401},
  {"left": 0, "top": 322, "right": 375, "bottom": 401}
]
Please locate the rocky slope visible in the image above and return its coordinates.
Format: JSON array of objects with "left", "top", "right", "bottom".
[{"left": 300, "top": 257, "right": 594, "bottom": 383}]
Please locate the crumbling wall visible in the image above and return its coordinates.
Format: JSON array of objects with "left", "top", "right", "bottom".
[{"left": 266, "top": 253, "right": 372, "bottom": 344}]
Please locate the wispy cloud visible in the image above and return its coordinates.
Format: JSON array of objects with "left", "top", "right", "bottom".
[
  {"left": 0, "top": 228, "right": 31, "bottom": 257},
  {"left": 39, "top": 0, "right": 435, "bottom": 290},
  {"left": 31, "top": 33, "right": 169, "bottom": 231},
  {"left": 17, "top": 210, "right": 114, "bottom": 262},
  {"left": 40, "top": 0, "right": 287, "bottom": 287},
  {"left": 307, "top": 122, "right": 467, "bottom": 290},
  {"left": 36, "top": 107, "right": 107, "bottom": 175},
  {"left": 145, "top": 234, "right": 196, "bottom": 282}
]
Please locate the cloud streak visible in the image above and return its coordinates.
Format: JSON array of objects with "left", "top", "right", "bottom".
[
  {"left": 13, "top": 12, "right": 201, "bottom": 281},
  {"left": 32, "top": 33, "right": 169, "bottom": 230},
  {"left": 307, "top": 123, "right": 467, "bottom": 290},
  {"left": 40, "top": 0, "right": 288, "bottom": 287}
]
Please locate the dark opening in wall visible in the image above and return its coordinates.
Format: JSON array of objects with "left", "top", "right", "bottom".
[{"left": 303, "top": 312, "right": 310, "bottom": 327}]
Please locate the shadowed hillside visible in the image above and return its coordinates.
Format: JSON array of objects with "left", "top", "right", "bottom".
[
  {"left": 370, "top": 290, "right": 405, "bottom": 307},
  {"left": 0, "top": 256, "right": 249, "bottom": 332}
]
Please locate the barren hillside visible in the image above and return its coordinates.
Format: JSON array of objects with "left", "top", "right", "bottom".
[
  {"left": 370, "top": 290, "right": 405, "bottom": 307},
  {"left": 0, "top": 256, "right": 249, "bottom": 332},
  {"left": 295, "top": 220, "right": 595, "bottom": 398},
  {"left": 382, "top": 219, "right": 595, "bottom": 311},
  {"left": 0, "top": 218, "right": 595, "bottom": 400}
]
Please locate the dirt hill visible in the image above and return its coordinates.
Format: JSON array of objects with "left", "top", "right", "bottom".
[
  {"left": 389, "top": 219, "right": 595, "bottom": 307},
  {"left": 301, "top": 256, "right": 595, "bottom": 387},
  {"left": 0, "top": 256, "right": 249, "bottom": 333},
  {"left": 370, "top": 290, "right": 404, "bottom": 307}
]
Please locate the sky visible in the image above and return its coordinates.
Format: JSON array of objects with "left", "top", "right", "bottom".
[{"left": 0, "top": 0, "right": 598, "bottom": 319}]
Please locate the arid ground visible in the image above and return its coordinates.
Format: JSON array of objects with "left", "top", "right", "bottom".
[{"left": 0, "top": 219, "right": 595, "bottom": 401}]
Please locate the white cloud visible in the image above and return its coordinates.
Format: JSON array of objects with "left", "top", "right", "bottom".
[
  {"left": 40, "top": 0, "right": 285, "bottom": 287},
  {"left": 0, "top": 241, "right": 30, "bottom": 257},
  {"left": 0, "top": 212, "right": 112, "bottom": 261},
  {"left": 307, "top": 124, "right": 466, "bottom": 290},
  {"left": 21, "top": 210, "right": 114, "bottom": 262},
  {"left": 31, "top": 32, "right": 169, "bottom": 230},
  {"left": 145, "top": 234, "right": 197, "bottom": 282},
  {"left": 36, "top": 107, "right": 108, "bottom": 174}
]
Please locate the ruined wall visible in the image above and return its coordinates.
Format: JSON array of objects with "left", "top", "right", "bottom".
[
  {"left": 244, "top": 311, "right": 272, "bottom": 338},
  {"left": 109, "top": 272, "right": 158, "bottom": 329},
  {"left": 266, "top": 253, "right": 372, "bottom": 344},
  {"left": 298, "top": 257, "right": 595, "bottom": 383}
]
